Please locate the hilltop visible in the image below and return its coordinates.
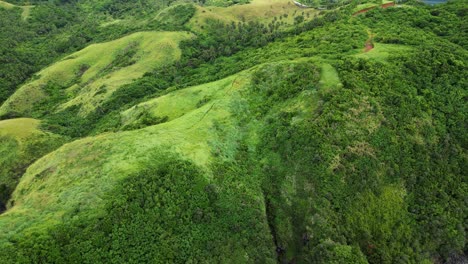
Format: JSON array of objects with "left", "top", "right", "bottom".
[{"left": 0, "top": 0, "right": 466, "bottom": 263}]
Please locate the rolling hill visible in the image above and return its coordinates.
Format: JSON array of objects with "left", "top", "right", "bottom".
[{"left": 0, "top": 31, "right": 193, "bottom": 117}]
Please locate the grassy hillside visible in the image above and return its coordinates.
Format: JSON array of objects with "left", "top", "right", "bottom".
[
  {"left": 0, "top": 0, "right": 466, "bottom": 263},
  {"left": 0, "top": 118, "right": 64, "bottom": 213},
  {"left": 0, "top": 66, "right": 273, "bottom": 262},
  {"left": 0, "top": 0, "right": 198, "bottom": 106},
  {"left": 0, "top": 31, "right": 193, "bottom": 117},
  {"left": 189, "top": 0, "right": 318, "bottom": 31},
  {"left": 0, "top": 59, "right": 328, "bottom": 263}
]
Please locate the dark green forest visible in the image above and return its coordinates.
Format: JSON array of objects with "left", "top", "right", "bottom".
[{"left": 0, "top": 0, "right": 466, "bottom": 263}]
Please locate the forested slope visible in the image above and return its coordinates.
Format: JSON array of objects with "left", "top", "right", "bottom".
[{"left": 0, "top": 0, "right": 466, "bottom": 263}]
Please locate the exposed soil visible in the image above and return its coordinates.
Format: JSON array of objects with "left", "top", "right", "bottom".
[
  {"left": 364, "top": 30, "right": 375, "bottom": 52},
  {"left": 353, "top": 6, "right": 375, "bottom": 16},
  {"left": 353, "top": 2, "right": 396, "bottom": 16},
  {"left": 381, "top": 2, "right": 396, "bottom": 8},
  {"left": 364, "top": 40, "right": 374, "bottom": 52}
]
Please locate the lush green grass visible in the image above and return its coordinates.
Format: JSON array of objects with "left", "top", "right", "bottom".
[
  {"left": 354, "top": 43, "right": 413, "bottom": 62},
  {"left": 319, "top": 63, "right": 342, "bottom": 91},
  {"left": 205, "top": 0, "right": 250, "bottom": 7},
  {"left": 188, "top": 0, "right": 318, "bottom": 32},
  {"left": 0, "top": 70, "right": 246, "bottom": 240},
  {"left": 0, "top": 118, "right": 40, "bottom": 139},
  {"left": 0, "top": 1, "right": 15, "bottom": 9},
  {"left": 0, "top": 31, "right": 193, "bottom": 117},
  {"left": 353, "top": 2, "right": 379, "bottom": 13},
  {"left": 20, "top": 5, "right": 32, "bottom": 19},
  {"left": 120, "top": 74, "right": 239, "bottom": 126}
]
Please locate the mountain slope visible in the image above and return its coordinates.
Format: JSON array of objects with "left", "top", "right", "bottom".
[
  {"left": 0, "top": 63, "right": 291, "bottom": 263},
  {"left": 0, "top": 31, "right": 193, "bottom": 117},
  {"left": 0, "top": 118, "right": 64, "bottom": 213}
]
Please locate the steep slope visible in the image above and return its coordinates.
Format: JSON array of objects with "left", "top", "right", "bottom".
[
  {"left": 0, "top": 118, "right": 64, "bottom": 213},
  {"left": 0, "top": 64, "right": 286, "bottom": 263}
]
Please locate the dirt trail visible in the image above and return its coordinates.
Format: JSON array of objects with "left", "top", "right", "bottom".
[
  {"left": 381, "top": 2, "right": 396, "bottom": 8},
  {"left": 353, "top": 2, "right": 395, "bottom": 16},
  {"left": 364, "top": 41, "right": 374, "bottom": 52},
  {"left": 364, "top": 30, "right": 374, "bottom": 52}
]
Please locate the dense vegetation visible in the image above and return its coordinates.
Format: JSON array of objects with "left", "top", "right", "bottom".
[{"left": 0, "top": 0, "right": 466, "bottom": 263}]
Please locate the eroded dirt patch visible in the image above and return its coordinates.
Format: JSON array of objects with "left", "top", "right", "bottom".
[{"left": 353, "top": 2, "right": 396, "bottom": 16}]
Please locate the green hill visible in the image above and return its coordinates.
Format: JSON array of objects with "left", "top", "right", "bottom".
[
  {"left": 0, "top": 0, "right": 466, "bottom": 263},
  {"left": 0, "top": 31, "right": 193, "bottom": 117}
]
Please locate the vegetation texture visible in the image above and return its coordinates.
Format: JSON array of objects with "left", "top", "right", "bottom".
[{"left": 0, "top": 0, "right": 466, "bottom": 263}]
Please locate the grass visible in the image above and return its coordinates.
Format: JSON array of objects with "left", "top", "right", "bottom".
[
  {"left": 100, "top": 19, "right": 125, "bottom": 27},
  {"left": 354, "top": 43, "right": 413, "bottom": 62},
  {"left": 353, "top": 0, "right": 396, "bottom": 14},
  {"left": 0, "top": 0, "right": 33, "bottom": 20},
  {"left": 0, "top": 70, "right": 249, "bottom": 241},
  {"left": 121, "top": 74, "right": 238, "bottom": 124},
  {"left": 0, "top": 58, "right": 322, "bottom": 245},
  {"left": 0, "top": 1, "right": 14, "bottom": 9},
  {"left": 205, "top": 0, "right": 250, "bottom": 6},
  {"left": 0, "top": 118, "right": 65, "bottom": 217},
  {"left": 20, "top": 5, "right": 33, "bottom": 20},
  {"left": 0, "top": 31, "right": 193, "bottom": 117},
  {"left": 319, "top": 63, "right": 342, "bottom": 91},
  {"left": 188, "top": 0, "right": 318, "bottom": 32},
  {"left": 0, "top": 118, "right": 41, "bottom": 140}
]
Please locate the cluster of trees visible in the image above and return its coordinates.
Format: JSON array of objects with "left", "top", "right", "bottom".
[
  {"left": 0, "top": 3, "right": 82, "bottom": 105},
  {"left": 0, "top": 152, "right": 276, "bottom": 263},
  {"left": 241, "top": 48, "right": 465, "bottom": 262},
  {"left": 360, "top": 0, "right": 467, "bottom": 48}
]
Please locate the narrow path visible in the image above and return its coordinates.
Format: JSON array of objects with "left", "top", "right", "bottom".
[
  {"left": 364, "top": 30, "right": 374, "bottom": 52},
  {"left": 293, "top": 0, "right": 310, "bottom": 8}
]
